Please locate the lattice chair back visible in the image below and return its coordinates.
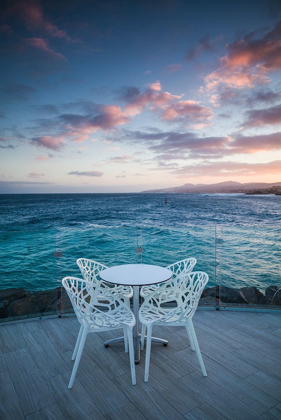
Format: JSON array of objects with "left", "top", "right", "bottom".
[
  {"left": 142, "top": 271, "right": 208, "bottom": 325},
  {"left": 166, "top": 257, "right": 197, "bottom": 280},
  {"left": 77, "top": 258, "right": 107, "bottom": 283},
  {"left": 62, "top": 277, "right": 133, "bottom": 329}
]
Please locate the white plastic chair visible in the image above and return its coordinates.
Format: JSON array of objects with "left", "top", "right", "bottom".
[
  {"left": 62, "top": 276, "right": 136, "bottom": 388},
  {"left": 77, "top": 258, "right": 133, "bottom": 352},
  {"left": 140, "top": 257, "right": 197, "bottom": 349},
  {"left": 139, "top": 271, "right": 208, "bottom": 382}
]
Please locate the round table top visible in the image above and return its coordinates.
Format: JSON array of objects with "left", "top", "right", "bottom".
[{"left": 100, "top": 264, "right": 172, "bottom": 287}]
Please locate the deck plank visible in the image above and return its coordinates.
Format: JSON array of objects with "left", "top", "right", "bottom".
[
  {"left": 25, "top": 403, "right": 65, "bottom": 420},
  {"left": 61, "top": 350, "right": 130, "bottom": 415},
  {"left": 180, "top": 370, "right": 264, "bottom": 420},
  {"left": 0, "top": 311, "right": 280, "bottom": 420},
  {"left": 4, "top": 348, "right": 55, "bottom": 416},
  {"left": 48, "top": 373, "right": 105, "bottom": 420},
  {"left": 0, "top": 324, "right": 26, "bottom": 353},
  {"left": 0, "top": 370, "right": 24, "bottom": 420},
  {"left": 245, "top": 370, "right": 281, "bottom": 401}
]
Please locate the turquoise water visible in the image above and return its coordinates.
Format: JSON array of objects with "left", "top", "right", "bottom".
[{"left": 0, "top": 193, "right": 280, "bottom": 291}]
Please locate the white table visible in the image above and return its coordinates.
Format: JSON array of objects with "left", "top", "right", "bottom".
[{"left": 100, "top": 263, "right": 172, "bottom": 363}]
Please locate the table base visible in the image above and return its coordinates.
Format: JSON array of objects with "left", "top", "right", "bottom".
[{"left": 104, "top": 335, "right": 168, "bottom": 363}]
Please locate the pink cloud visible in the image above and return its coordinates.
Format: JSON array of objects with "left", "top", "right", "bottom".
[
  {"left": 160, "top": 100, "right": 214, "bottom": 127},
  {"left": 31, "top": 135, "right": 65, "bottom": 151},
  {"left": 28, "top": 172, "right": 45, "bottom": 178},
  {"left": 204, "top": 20, "right": 281, "bottom": 91},
  {"left": 35, "top": 155, "right": 51, "bottom": 161},
  {"left": 8, "top": 0, "right": 72, "bottom": 42},
  {"left": 109, "top": 155, "right": 132, "bottom": 163},
  {"left": 26, "top": 37, "right": 66, "bottom": 60},
  {"left": 124, "top": 82, "right": 181, "bottom": 117}
]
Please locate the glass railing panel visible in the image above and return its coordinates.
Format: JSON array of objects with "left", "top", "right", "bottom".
[
  {"left": 217, "top": 225, "right": 281, "bottom": 308},
  {"left": 0, "top": 229, "right": 58, "bottom": 320},
  {"left": 136, "top": 225, "right": 216, "bottom": 307}
]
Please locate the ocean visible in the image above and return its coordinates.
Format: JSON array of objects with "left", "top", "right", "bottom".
[{"left": 0, "top": 193, "right": 280, "bottom": 292}]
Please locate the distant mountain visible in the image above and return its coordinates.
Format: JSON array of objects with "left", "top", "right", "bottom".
[{"left": 141, "top": 181, "right": 281, "bottom": 194}]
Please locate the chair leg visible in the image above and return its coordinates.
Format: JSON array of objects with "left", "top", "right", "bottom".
[
  {"left": 144, "top": 324, "right": 152, "bottom": 382},
  {"left": 187, "top": 319, "right": 207, "bottom": 377},
  {"left": 185, "top": 325, "right": 195, "bottom": 351},
  {"left": 141, "top": 323, "right": 146, "bottom": 350},
  {"left": 127, "top": 327, "right": 136, "bottom": 385},
  {"left": 123, "top": 327, "right": 128, "bottom": 353},
  {"left": 71, "top": 324, "right": 84, "bottom": 361},
  {"left": 68, "top": 325, "right": 89, "bottom": 389},
  {"left": 124, "top": 296, "right": 130, "bottom": 308}
]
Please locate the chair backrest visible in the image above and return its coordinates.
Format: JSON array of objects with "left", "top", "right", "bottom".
[
  {"left": 166, "top": 258, "right": 197, "bottom": 279},
  {"left": 178, "top": 271, "right": 209, "bottom": 315},
  {"left": 77, "top": 258, "right": 107, "bottom": 283},
  {"left": 62, "top": 276, "right": 124, "bottom": 328}
]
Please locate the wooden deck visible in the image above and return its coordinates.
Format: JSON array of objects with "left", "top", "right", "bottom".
[{"left": 0, "top": 310, "right": 280, "bottom": 420}]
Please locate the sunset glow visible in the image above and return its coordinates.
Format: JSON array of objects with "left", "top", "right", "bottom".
[{"left": 1, "top": 0, "right": 281, "bottom": 193}]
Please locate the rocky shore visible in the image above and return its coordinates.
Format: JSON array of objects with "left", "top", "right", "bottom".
[{"left": 0, "top": 285, "right": 280, "bottom": 319}]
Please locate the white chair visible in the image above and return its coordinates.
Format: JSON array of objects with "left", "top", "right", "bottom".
[
  {"left": 140, "top": 257, "right": 197, "bottom": 349},
  {"left": 62, "top": 276, "right": 136, "bottom": 388},
  {"left": 139, "top": 271, "right": 208, "bottom": 382},
  {"left": 77, "top": 258, "right": 133, "bottom": 352}
]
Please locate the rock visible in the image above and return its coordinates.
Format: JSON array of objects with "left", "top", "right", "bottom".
[
  {"left": 199, "top": 296, "right": 217, "bottom": 306},
  {"left": 6, "top": 288, "right": 58, "bottom": 317},
  {"left": 265, "top": 286, "right": 278, "bottom": 297},
  {"left": 0, "top": 288, "right": 26, "bottom": 304},
  {"left": 0, "top": 300, "right": 9, "bottom": 317},
  {"left": 239, "top": 287, "right": 263, "bottom": 304},
  {"left": 219, "top": 286, "right": 246, "bottom": 304}
]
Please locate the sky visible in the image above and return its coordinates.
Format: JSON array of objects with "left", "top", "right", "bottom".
[{"left": 1, "top": 0, "right": 281, "bottom": 193}]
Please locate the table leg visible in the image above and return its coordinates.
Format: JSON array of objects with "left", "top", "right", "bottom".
[{"left": 133, "top": 285, "right": 141, "bottom": 363}]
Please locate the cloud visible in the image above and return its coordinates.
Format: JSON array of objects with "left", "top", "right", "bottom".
[
  {"left": 119, "top": 129, "right": 281, "bottom": 159},
  {"left": 6, "top": 0, "right": 72, "bottom": 42},
  {"left": 204, "top": 20, "right": 281, "bottom": 90},
  {"left": 121, "top": 81, "right": 181, "bottom": 117},
  {"left": 160, "top": 100, "right": 214, "bottom": 127},
  {"left": 125, "top": 130, "right": 230, "bottom": 159},
  {"left": 186, "top": 34, "right": 216, "bottom": 61},
  {"left": 109, "top": 155, "right": 132, "bottom": 163},
  {"left": 35, "top": 154, "right": 53, "bottom": 161},
  {"left": 164, "top": 64, "right": 182, "bottom": 73},
  {"left": 172, "top": 160, "right": 281, "bottom": 178},
  {"left": 31, "top": 135, "right": 65, "bottom": 150},
  {"left": 68, "top": 171, "right": 103, "bottom": 177},
  {"left": 242, "top": 104, "right": 281, "bottom": 128},
  {"left": 26, "top": 37, "right": 66, "bottom": 60},
  {"left": 2, "top": 83, "right": 36, "bottom": 100},
  {"left": 28, "top": 172, "right": 45, "bottom": 178},
  {"left": 231, "top": 132, "right": 281, "bottom": 153},
  {"left": 246, "top": 89, "right": 281, "bottom": 106},
  {"left": 0, "top": 144, "right": 15, "bottom": 149},
  {"left": 60, "top": 105, "right": 130, "bottom": 132}
]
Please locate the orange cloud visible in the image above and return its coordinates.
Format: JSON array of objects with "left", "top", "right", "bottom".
[{"left": 204, "top": 20, "right": 281, "bottom": 91}]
